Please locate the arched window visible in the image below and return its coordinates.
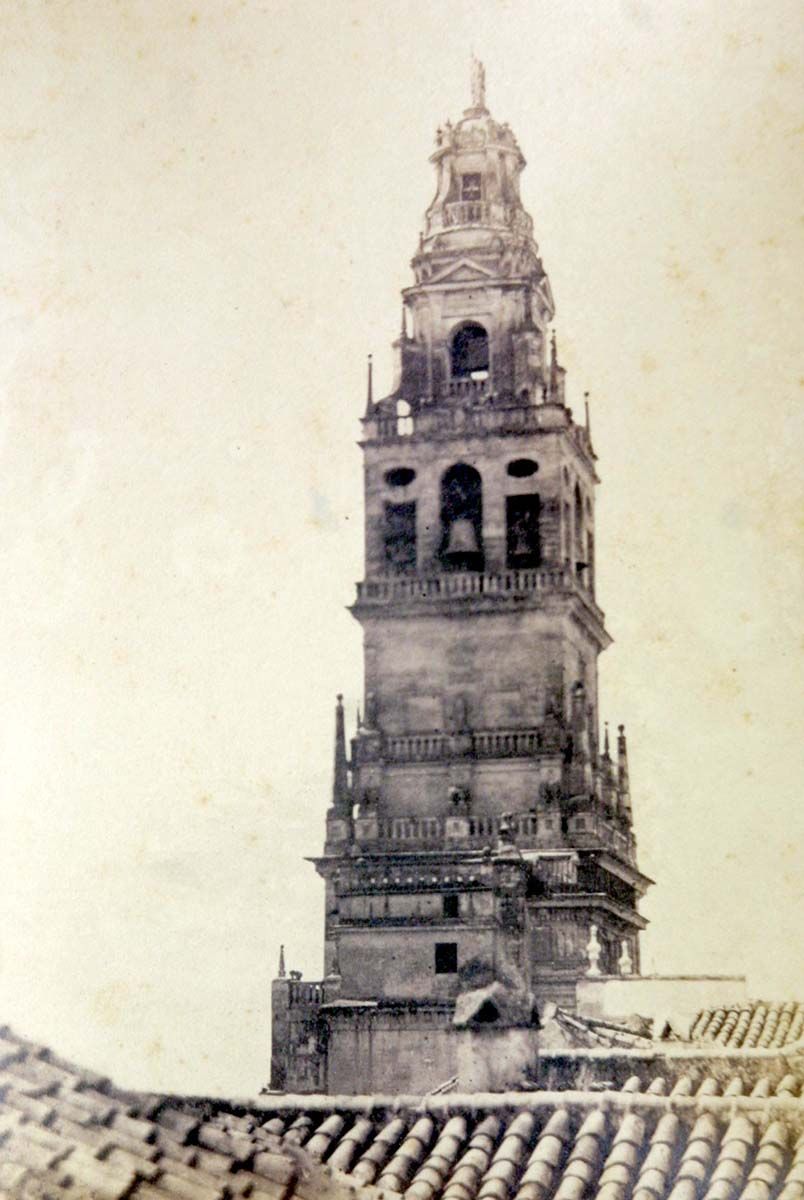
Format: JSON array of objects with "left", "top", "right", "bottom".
[
  {"left": 506, "top": 494, "right": 541, "bottom": 568},
  {"left": 396, "top": 398, "right": 413, "bottom": 436},
  {"left": 450, "top": 323, "right": 489, "bottom": 379},
  {"left": 440, "top": 463, "right": 483, "bottom": 572},
  {"left": 574, "top": 484, "right": 584, "bottom": 556}
]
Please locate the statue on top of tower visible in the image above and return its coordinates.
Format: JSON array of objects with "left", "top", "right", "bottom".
[{"left": 470, "top": 56, "right": 487, "bottom": 112}]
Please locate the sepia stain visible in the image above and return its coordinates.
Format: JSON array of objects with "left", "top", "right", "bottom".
[
  {"left": 146, "top": 1038, "right": 163, "bottom": 1062},
  {"left": 92, "top": 983, "right": 128, "bottom": 1028},
  {"left": 197, "top": 793, "right": 211, "bottom": 807},
  {"left": 640, "top": 354, "right": 658, "bottom": 375}
]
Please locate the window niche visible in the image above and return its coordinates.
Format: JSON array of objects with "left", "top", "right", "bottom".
[
  {"left": 450, "top": 323, "right": 489, "bottom": 380},
  {"left": 434, "top": 942, "right": 458, "bottom": 974},
  {"left": 506, "top": 494, "right": 541, "bottom": 569},
  {"left": 384, "top": 501, "right": 416, "bottom": 572},
  {"left": 461, "top": 173, "right": 482, "bottom": 202},
  {"left": 440, "top": 463, "right": 483, "bottom": 572},
  {"left": 442, "top": 893, "right": 459, "bottom": 920}
]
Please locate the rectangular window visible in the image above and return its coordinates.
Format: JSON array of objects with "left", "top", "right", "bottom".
[
  {"left": 461, "top": 173, "right": 482, "bottom": 201},
  {"left": 506, "top": 494, "right": 541, "bottom": 568},
  {"left": 384, "top": 501, "right": 416, "bottom": 571},
  {"left": 442, "top": 893, "right": 459, "bottom": 920},
  {"left": 434, "top": 942, "right": 458, "bottom": 974}
]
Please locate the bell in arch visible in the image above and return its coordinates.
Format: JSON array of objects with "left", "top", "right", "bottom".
[{"left": 444, "top": 516, "right": 479, "bottom": 560}]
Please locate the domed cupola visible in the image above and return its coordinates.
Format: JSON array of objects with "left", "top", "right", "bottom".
[{"left": 375, "top": 62, "right": 559, "bottom": 410}]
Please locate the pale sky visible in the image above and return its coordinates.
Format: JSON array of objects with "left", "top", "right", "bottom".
[{"left": 1, "top": 0, "right": 802, "bottom": 1098}]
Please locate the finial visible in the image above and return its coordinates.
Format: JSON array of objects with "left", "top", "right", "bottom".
[
  {"left": 549, "top": 330, "right": 558, "bottom": 400},
  {"left": 470, "top": 56, "right": 487, "bottom": 111},
  {"left": 584, "top": 391, "right": 591, "bottom": 434},
  {"left": 604, "top": 721, "right": 610, "bottom": 757},
  {"left": 367, "top": 354, "right": 373, "bottom": 406},
  {"left": 333, "top": 692, "right": 348, "bottom": 811},
  {"left": 278, "top": 944, "right": 286, "bottom": 978},
  {"left": 401, "top": 305, "right": 408, "bottom": 340},
  {"left": 586, "top": 924, "right": 602, "bottom": 977}
]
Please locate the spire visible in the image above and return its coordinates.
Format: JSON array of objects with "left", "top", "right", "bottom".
[
  {"left": 603, "top": 721, "right": 611, "bottom": 759},
  {"left": 469, "top": 56, "right": 487, "bottom": 113},
  {"left": 366, "top": 354, "right": 373, "bottom": 407},
  {"left": 618, "top": 723, "right": 632, "bottom": 820},
  {"left": 277, "top": 944, "right": 286, "bottom": 979},
  {"left": 584, "top": 391, "right": 591, "bottom": 435},
  {"left": 549, "top": 330, "right": 558, "bottom": 400},
  {"left": 401, "top": 305, "right": 408, "bottom": 340},
  {"left": 333, "top": 693, "right": 349, "bottom": 812}
]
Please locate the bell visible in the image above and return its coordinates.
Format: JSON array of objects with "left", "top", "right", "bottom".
[{"left": 445, "top": 517, "right": 479, "bottom": 558}]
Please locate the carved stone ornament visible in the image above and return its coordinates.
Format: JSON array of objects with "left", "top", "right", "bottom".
[{"left": 585, "top": 923, "right": 602, "bottom": 977}]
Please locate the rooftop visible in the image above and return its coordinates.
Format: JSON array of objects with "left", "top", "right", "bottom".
[{"left": 2, "top": 1015, "right": 803, "bottom": 1200}]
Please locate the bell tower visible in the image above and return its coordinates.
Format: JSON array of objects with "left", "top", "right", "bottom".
[{"left": 272, "top": 65, "right": 653, "bottom": 1095}]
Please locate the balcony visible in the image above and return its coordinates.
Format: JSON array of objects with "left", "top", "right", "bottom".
[
  {"left": 425, "top": 201, "right": 534, "bottom": 238},
  {"left": 369, "top": 400, "right": 566, "bottom": 443},
  {"left": 356, "top": 565, "right": 572, "bottom": 606},
  {"left": 356, "top": 809, "right": 636, "bottom": 863},
  {"left": 384, "top": 727, "right": 547, "bottom": 762}
]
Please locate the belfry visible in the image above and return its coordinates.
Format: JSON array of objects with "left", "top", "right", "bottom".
[{"left": 271, "top": 63, "right": 653, "bottom": 1095}]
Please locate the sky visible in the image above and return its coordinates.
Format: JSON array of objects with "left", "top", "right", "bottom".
[{"left": 0, "top": 0, "right": 802, "bottom": 1098}]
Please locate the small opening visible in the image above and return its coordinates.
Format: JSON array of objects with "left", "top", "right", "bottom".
[
  {"left": 461, "top": 173, "right": 482, "bottom": 202},
  {"left": 384, "top": 501, "right": 416, "bottom": 572},
  {"left": 506, "top": 494, "right": 541, "bottom": 569},
  {"left": 451, "top": 323, "right": 489, "bottom": 380},
  {"left": 385, "top": 467, "right": 416, "bottom": 488},
  {"left": 440, "top": 463, "right": 484, "bottom": 572},
  {"left": 475, "top": 999, "right": 500, "bottom": 1024},
  {"left": 442, "top": 893, "right": 459, "bottom": 920},
  {"left": 435, "top": 942, "right": 458, "bottom": 974},
  {"left": 507, "top": 458, "right": 539, "bottom": 478},
  {"left": 396, "top": 398, "right": 413, "bottom": 436},
  {"left": 574, "top": 484, "right": 584, "bottom": 555}
]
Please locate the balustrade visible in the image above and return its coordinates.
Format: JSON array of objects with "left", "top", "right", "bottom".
[
  {"left": 383, "top": 727, "right": 544, "bottom": 762},
  {"left": 356, "top": 566, "right": 572, "bottom": 606},
  {"left": 368, "top": 399, "right": 569, "bottom": 443},
  {"left": 357, "top": 806, "right": 635, "bottom": 862},
  {"left": 287, "top": 981, "right": 325, "bottom": 1007}
]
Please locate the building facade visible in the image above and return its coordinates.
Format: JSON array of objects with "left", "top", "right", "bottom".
[{"left": 271, "top": 63, "right": 652, "bottom": 1096}]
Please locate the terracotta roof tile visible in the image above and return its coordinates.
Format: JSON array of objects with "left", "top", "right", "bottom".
[
  {"left": 690, "top": 1002, "right": 804, "bottom": 1052},
  {"left": 2, "top": 1023, "right": 804, "bottom": 1200}
]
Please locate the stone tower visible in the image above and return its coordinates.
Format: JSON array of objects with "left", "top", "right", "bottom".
[{"left": 270, "top": 63, "right": 652, "bottom": 1095}]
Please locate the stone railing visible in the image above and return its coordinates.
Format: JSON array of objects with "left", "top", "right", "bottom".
[
  {"left": 568, "top": 811, "right": 635, "bottom": 860},
  {"left": 355, "top": 566, "right": 572, "bottom": 606},
  {"left": 361, "top": 809, "right": 636, "bottom": 862},
  {"left": 440, "top": 200, "right": 505, "bottom": 227},
  {"left": 287, "top": 980, "right": 325, "bottom": 1008},
  {"left": 384, "top": 727, "right": 546, "bottom": 762},
  {"left": 370, "top": 401, "right": 566, "bottom": 442}
]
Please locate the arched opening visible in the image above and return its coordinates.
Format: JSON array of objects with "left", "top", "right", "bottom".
[
  {"left": 440, "top": 463, "right": 483, "bottom": 572},
  {"left": 506, "top": 493, "right": 541, "bottom": 568},
  {"left": 573, "top": 484, "right": 584, "bottom": 556},
  {"left": 395, "top": 398, "right": 414, "bottom": 436},
  {"left": 450, "top": 322, "right": 489, "bottom": 380}
]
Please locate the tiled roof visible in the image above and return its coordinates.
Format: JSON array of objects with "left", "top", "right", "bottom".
[
  {"left": 542, "top": 1007, "right": 655, "bottom": 1051},
  {"left": 2, "top": 1024, "right": 804, "bottom": 1200},
  {"left": 689, "top": 1003, "right": 804, "bottom": 1052}
]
